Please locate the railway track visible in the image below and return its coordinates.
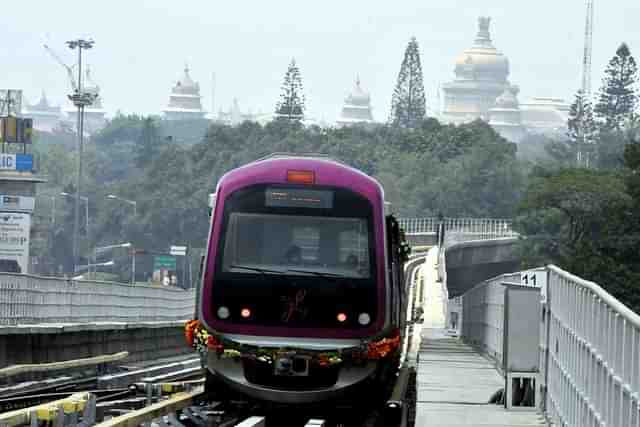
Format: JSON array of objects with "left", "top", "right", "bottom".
[
  {"left": 0, "top": 366, "right": 415, "bottom": 427},
  {"left": 0, "top": 360, "right": 206, "bottom": 423}
]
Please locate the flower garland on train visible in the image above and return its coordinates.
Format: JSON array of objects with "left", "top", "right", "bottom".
[{"left": 184, "top": 320, "right": 400, "bottom": 367}]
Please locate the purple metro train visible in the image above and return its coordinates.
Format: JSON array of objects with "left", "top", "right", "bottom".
[{"left": 196, "top": 154, "right": 409, "bottom": 404}]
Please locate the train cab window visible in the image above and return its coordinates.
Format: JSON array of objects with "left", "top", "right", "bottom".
[{"left": 221, "top": 212, "right": 371, "bottom": 279}]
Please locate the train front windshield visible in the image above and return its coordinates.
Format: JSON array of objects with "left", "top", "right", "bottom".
[
  {"left": 222, "top": 213, "right": 371, "bottom": 279},
  {"left": 211, "top": 184, "right": 378, "bottom": 329}
]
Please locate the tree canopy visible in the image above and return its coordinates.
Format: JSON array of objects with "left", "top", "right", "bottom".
[{"left": 32, "top": 114, "right": 522, "bottom": 282}]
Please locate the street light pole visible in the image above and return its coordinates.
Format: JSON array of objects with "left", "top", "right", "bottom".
[
  {"left": 67, "top": 38, "right": 95, "bottom": 275},
  {"left": 93, "top": 242, "right": 131, "bottom": 281},
  {"left": 106, "top": 194, "right": 137, "bottom": 284},
  {"left": 61, "top": 192, "right": 90, "bottom": 275}
]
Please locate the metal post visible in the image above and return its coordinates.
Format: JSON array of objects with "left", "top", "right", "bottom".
[
  {"left": 132, "top": 247, "right": 136, "bottom": 285},
  {"left": 85, "top": 197, "right": 89, "bottom": 275},
  {"left": 92, "top": 247, "right": 97, "bottom": 278},
  {"left": 67, "top": 38, "right": 94, "bottom": 274},
  {"left": 51, "top": 195, "right": 56, "bottom": 225},
  {"left": 72, "top": 43, "right": 84, "bottom": 274}
]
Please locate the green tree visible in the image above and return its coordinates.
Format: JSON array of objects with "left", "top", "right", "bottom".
[
  {"left": 135, "top": 118, "right": 163, "bottom": 168},
  {"left": 515, "top": 167, "right": 640, "bottom": 309},
  {"left": 567, "top": 90, "right": 597, "bottom": 167},
  {"left": 390, "top": 37, "right": 426, "bottom": 128},
  {"left": 275, "top": 59, "right": 305, "bottom": 121},
  {"left": 594, "top": 43, "right": 639, "bottom": 131}
]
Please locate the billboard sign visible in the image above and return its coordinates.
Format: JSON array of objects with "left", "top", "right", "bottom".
[
  {"left": 0, "top": 195, "right": 35, "bottom": 212},
  {"left": 0, "top": 212, "right": 30, "bottom": 273}
]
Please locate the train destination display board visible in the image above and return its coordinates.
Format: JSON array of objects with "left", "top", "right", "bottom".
[{"left": 266, "top": 188, "right": 333, "bottom": 209}]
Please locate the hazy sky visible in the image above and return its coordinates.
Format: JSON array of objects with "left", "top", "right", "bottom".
[{"left": 2, "top": 1, "right": 639, "bottom": 122}]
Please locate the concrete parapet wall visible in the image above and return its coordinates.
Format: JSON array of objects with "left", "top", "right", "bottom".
[
  {"left": 0, "top": 273, "right": 195, "bottom": 326},
  {"left": 0, "top": 322, "right": 194, "bottom": 374},
  {"left": 444, "top": 238, "right": 520, "bottom": 298}
]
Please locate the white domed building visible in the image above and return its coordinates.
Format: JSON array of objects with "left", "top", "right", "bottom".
[
  {"left": 336, "top": 76, "right": 374, "bottom": 127},
  {"left": 489, "top": 86, "right": 527, "bottom": 143},
  {"left": 23, "top": 91, "right": 62, "bottom": 132},
  {"left": 163, "top": 66, "right": 206, "bottom": 120},
  {"left": 441, "top": 17, "right": 515, "bottom": 125}
]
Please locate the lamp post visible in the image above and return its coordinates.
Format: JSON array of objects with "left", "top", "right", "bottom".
[
  {"left": 74, "top": 259, "right": 114, "bottom": 276},
  {"left": 67, "top": 38, "right": 96, "bottom": 274},
  {"left": 93, "top": 242, "right": 132, "bottom": 282},
  {"left": 37, "top": 194, "right": 57, "bottom": 225},
  {"left": 106, "top": 194, "right": 137, "bottom": 217},
  {"left": 61, "top": 192, "right": 89, "bottom": 272},
  {"left": 106, "top": 194, "right": 137, "bottom": 283}
]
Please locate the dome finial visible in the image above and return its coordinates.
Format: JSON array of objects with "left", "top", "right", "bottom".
[
  {"left": 475, "top": 16, "right": 493, "bottom": 47},
  {"left": 356, "top": 74, "right": 361, "bottom": 87}
]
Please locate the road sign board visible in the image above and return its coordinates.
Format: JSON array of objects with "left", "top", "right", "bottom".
[
  {"left": 153, "top": 255, "right": 176, "bottom": 270},
  {"left": 170, "top": 245, "right": 187, "bottom": 256}
]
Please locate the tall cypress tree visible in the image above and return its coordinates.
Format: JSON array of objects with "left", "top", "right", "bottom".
[
  {"left": 594, "top": 43, "right": 639, "bottom": 130},
  {"left": 135, "top": 118, "right": 159, "bottom": 168},
  {"left": 275, "top": 58, "right": 305, "bottom": 121},
  {"left": 568, "top": 90, "right": 597, "bottom": 167},
  {"left": 390, "top": 37, "right": 426, "bottom": 128}
]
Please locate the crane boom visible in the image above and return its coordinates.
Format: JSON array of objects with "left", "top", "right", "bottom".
[{"left": 44, "top": 43, "right": 78, "bottom": 93}]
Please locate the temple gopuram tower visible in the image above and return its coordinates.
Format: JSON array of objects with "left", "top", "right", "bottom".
[
  {"left": 163, "top": 65, "right": 206, "bottom": 120},
  {"left": 336, "top": 76, "right": 374, "bottom": 127},
  {"left": 22, "top": 91, "right": 62, "bottom": 132}
]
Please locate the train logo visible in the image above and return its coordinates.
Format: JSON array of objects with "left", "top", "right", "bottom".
[{"left": 281, "top": 289, "right": 308, "bottom": 322}]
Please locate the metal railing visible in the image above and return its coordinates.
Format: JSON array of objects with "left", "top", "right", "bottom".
[
  {"left": 460, "top": 272, "right": 520, "bottom": 366},
  {"left": 543, "top": 265, "right": 640, "bottom": 427},
  {"left": 458, "top": 264, "right": 640, "bottom": 425},
  {"left": 398, "top": 217, "right": 516, "bottom": 237},
  {"left": 0, "top": 273, "right": 195, "bottom": 326}
]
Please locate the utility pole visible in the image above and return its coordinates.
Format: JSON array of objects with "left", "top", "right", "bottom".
[
  {"left": 66, "top": 39, "right": 96, "bottom": 273},
  {"left": 578, "top": 0, "right": 595, "bottom": 168}
]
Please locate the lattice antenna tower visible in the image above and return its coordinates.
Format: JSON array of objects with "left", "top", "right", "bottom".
[
  {"left": 581, "top": 0, "right": 594, "bottom": 97},
  {"left": 578, "top": 0, "right": 595, "bottom": 168}
]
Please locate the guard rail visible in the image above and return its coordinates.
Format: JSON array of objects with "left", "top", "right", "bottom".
[{"left": 0, "top": 273, "right": 195, "bottom": 326}]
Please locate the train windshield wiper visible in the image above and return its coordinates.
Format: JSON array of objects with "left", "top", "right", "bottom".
[
  {"left": 230, "top": 265, "right": 286, "bottom": 275},
  {"left": 286, "top": 269, "right": 345, "bottom": 280}
]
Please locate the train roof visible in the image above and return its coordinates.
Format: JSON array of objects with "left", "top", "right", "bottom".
[{"left": 216, "top": 153, "right": 384, "bottom": 199}]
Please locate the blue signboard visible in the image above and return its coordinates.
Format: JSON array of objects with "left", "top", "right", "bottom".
[{"left": 15, "top": 154, "right": 33, "bottom": 171}]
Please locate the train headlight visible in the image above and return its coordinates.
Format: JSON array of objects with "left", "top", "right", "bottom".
[
  {"left": 217, "top": 306, "right": 230, "bottom": 319},
  {"left": 337, "top": 313, "right": 347, "bottom": 323},
  {"left": 241, "top": 308, "right": 252, "bottom": 318},
  {"left": 358, "top": 313, "right": 371, "bottom": 326}
]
